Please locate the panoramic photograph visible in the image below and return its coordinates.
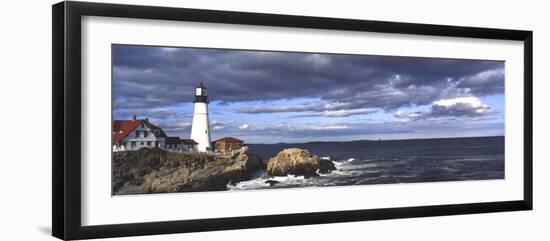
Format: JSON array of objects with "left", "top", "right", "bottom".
[{"left": 111, "top": 44, "right": 505, "bottom": 195}]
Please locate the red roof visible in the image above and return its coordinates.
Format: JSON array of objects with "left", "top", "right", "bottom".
[
  {"left": 112, "top": 119, "right": 166, "bottom": 142},
  {"left": 214, "top": 137, "right": 243, "bottom": 143},
  {"left": 181, "top": 139, "right": 198, "bottom": 145}
]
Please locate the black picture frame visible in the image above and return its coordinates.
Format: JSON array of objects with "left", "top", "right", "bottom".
[{"left": 52, "top": 1, "right": 533, "bottom": 240}]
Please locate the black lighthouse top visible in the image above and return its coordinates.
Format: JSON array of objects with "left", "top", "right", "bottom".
[{"left": 194, "top": 82, "right": 208, "bottom": 103}]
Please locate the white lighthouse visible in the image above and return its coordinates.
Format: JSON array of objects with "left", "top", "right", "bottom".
[{"left": 190, "top": 82, "right": 212, "bottom": 152}]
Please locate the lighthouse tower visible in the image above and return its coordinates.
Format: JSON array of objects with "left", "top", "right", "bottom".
[{"left": 190, "top": 82, "right": 212, "bottom": 152}]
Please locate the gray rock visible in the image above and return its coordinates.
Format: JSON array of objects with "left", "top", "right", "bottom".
[{"left": 264, "top": 180, "right": 280, "bottom": 186}]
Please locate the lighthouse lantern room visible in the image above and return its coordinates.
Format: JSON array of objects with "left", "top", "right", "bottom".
[{"left": 190, "top": 82, "right": 212, "bottom": 152}]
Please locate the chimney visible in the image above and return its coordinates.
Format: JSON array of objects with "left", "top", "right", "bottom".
[
  {"left": 145, "top": 118, "right": 149, "bottom": 122},
  {"left": 132, "top": 114, "right": 137, "bottom": 121}
]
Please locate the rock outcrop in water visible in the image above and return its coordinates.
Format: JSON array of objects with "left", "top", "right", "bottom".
[
  {"left": 112, "top": 147, "right": 263, "bottom": 195},
  {"left": 266, "top": 148, "right": 336, "bottom": 178}
]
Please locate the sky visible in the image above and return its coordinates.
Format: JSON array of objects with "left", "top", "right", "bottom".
[{"left": 112, "top": 44, "right": 505, "bottom": 144}]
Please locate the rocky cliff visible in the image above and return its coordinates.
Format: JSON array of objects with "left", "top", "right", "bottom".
[
  {"left": 112, "top": 148, "right": 263, "bottom": 195},
  {"left": 266, "top": 148, "right": 336, "bottom": 178}
]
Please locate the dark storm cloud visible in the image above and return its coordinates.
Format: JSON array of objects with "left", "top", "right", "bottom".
[
  {"left": 235, "top": 102, "right": 323, "bottom": 113},
  {"left": 234, "top": 101, "right": 378, "bottom": 117},
  {"left": 113, "top": 107, "right": 191, "bottom": 120},
  {"left": 292, "top": 108, "right": 378, "bottom": 118},
  {"left": 112, "top": 45, "right": 504, "bottom": 116},
  {"left": 456, "top": 68, "right": 505, "bottom": 95}
]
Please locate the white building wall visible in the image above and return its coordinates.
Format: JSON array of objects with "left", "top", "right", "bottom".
[
  {"left": 164, "top": 143, "right": 198, "bottom": 152},
  {"left": 165, "top": 142, "right": 182, "bottom": 152},
  {"left": 184, "top": 144, "right": 197, "bottom": 151},
  {"left": 190, "top": 102, "right": 212, "bottom": 152},
  {"left": 114, "top": 123, "right": 165, "bottom": 151}
]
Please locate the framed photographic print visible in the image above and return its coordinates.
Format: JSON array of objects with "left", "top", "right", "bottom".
[{"left": 52, "top": 1, "right": 533, "bottom": 240}]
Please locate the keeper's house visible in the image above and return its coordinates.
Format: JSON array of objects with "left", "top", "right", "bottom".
[
  {"left": 165, "top": 137, "right": 199, "bottom": 152},
  {"left": 165, "top": 137, "right": 181, "bottom": 151},
  {"left": 214, "top": 137, "right": 244, "bottom": 151},
  {"left": 181, "top": 139, "right": 199, "bottom": 151},
  {"left": 112, "top": 115, "right": 197, "bottom": 152}
]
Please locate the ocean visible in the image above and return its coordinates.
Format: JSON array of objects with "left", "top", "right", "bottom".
[{"left": 227, "top": 136, "right": 504, "bottom": 190}]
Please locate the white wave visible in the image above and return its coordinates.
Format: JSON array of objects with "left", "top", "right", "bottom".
[
  {"left": 332, "top": 157, "right": 355, "bottom": 167},
  {"left": 342, "top": 162, "right": 379, "bottom": 171},
  {"left": 227, "top": 178, "right": 270, "bottom": 190},
  {"left": 332, "top": 158, "right": 354, "bottom": 164},
  {"left": 356, "top": 177, "right": 384, "bottom": 184},
  {"left": 325, "top": 169, "right": 355, "bottom": 177},
  {"left": 332, "top": 159, "right": 378, "bottom": 170},
  {"left": 273, "top": 174, "right": 306, "bottom": 182},
  {"left": 228, "top": 174, "right": 313, "bottom": 190},
  {"left": 228, "top": 157, "right": 381, "bottom": 190},
  {"left": 321, "top": 156, "right": 331, "bottom": 160},
  {"left": 456, "top": 157, "right": 493, "bottom": 162},
  {"left": 332, "top": 161, "right": 346, "bottom": 168},
  {"left": 439, "top": 167, "right": 458, "bottom": 172}
]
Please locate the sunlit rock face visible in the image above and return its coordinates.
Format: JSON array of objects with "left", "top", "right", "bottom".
[{"left": 267, "top": 148, "right": 336, "bottom": 179}]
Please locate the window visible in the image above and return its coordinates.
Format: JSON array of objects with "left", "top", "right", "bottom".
[
  {"left": 144, "top": 131, "right": 148, "bottom": 137},
  {"left": 147, "top": 141, "right": 151, "bottom": 146},
  {"left": 131, "top": 141, "right": 136, "bottom": 147},
  {"left": 141, "top": 123, "right": 144, "bottom": 128},
  {"left": 135, "top": 131, "right": 140, "bottom": 138}
]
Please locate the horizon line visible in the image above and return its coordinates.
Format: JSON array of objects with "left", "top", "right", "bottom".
[{"left": 246, "top": 135, "right": 504, "bottom": 145}]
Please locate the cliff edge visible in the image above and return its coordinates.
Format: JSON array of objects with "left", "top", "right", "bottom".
[{"left": 112, "top": 148, "right": 263, "bottom": 195}]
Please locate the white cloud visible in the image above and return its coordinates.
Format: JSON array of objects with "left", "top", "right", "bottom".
[
  {"left": 460, "top": 68, "right": 504, "bottom": 86},
  {"left": 237, "top": 101, "right": 377, "bottom": 118},
  {"left": 433, "top": 96, "right": 485, "bottom": 108},
  {"left": 323, "top": 108, "right": 377, "bottom": 117},
  {"left": 395, "top": 96, "right": 491, "bottom": 121},
  {"left": 274, "top": 123, "right": 350, "bottom": 131},
  {"left": 210, "top": 120, "right": 226, "bottom": 130},
  {"left": 156, "top": 121, "right": 192, "bottom": 129},
  {"left": 298, "top": 108, "right": 377, "bottom": 117},
  {"left": 160, "top": 47, "right": 178, "bottom": 53},
  {"left": 238, "top": 124, "right": 250, "bottom": 130},
  {"left": 306, "top": 54, "right": 331, "bottom": 68},
  {"left": 310, "top": 125, "right": 350, "bottom": 130},
  {"left": 235, "top": 102, "right": 320, "bottom": 113}
]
